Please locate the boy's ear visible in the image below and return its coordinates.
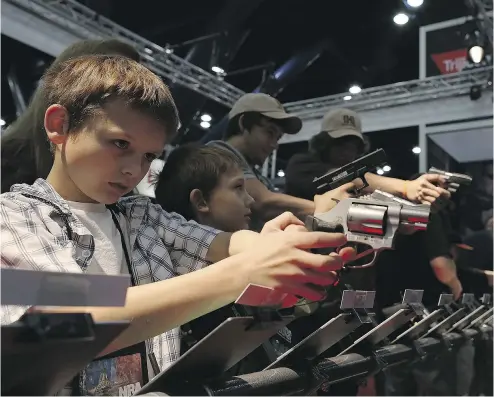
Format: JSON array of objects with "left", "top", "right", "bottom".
[
  {"left": 189, "top": 189, "right": 210, "bottom": 214},
  {"left": 44, "top": 104, "right": 70, "bottom": 147}
]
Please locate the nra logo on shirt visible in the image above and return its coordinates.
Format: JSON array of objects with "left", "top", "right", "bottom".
[{"left": 119, "top": 382, "right": 141, "bottom": 396}]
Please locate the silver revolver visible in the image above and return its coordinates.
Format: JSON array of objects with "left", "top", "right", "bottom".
[{"left": 305, "top": 190, "right": 431, "bottom": 268}]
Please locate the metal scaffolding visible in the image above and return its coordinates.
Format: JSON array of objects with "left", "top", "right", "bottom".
[
  {"left": 284, "top": 66, "right": 493, "bottom": 120},
  {"left": 4, "top": 0, "right": 492, "bottom": 118},
  {"left": 466, "top": 0, "right": 493, "bottom": 45},
  {"left": 4, "top": 0, "right": 246, "bottom": 108}
]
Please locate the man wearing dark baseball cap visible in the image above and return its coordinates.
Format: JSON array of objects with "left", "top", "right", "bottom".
[
  {"left": 285, "top": 107, "right": 451, "bottom": 205},
  {"left": 208, "top": 94, "right": 357, "bottom": 230}
]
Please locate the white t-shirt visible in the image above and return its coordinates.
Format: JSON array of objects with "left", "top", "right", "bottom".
[
  {"left": 67, "top": 201, "right": 130, "bottom": 277},
  {"left": 66, "top": 201, "right": 155, "bottom": 392}
]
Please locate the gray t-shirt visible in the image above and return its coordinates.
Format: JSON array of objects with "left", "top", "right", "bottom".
[{"left": 207, "top": 140, "right": 275, "bottom": 230}]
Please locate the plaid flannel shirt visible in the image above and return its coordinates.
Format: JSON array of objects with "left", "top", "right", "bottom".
[{"left": 0, "top": 179, "right": 220, "bottom": 371}]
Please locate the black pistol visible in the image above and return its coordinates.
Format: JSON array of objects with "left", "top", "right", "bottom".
[
  {"left": 313, "top": 148, "right": 387, "bottom": 195},
  {"left": 428, "top": 167, "right": 473, "bottom": 193}
]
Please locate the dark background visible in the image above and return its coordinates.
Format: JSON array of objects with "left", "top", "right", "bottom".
[{"left": 0, "top": 0, "right": 475, "bottom": 180}]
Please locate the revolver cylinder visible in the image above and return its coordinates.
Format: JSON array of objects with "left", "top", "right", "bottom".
[{"left": 347, "top": 204, "right": 387, "bottom": 236}]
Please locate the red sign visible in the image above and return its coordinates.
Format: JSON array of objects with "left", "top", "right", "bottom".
[{"left": 431, "top": 49, "right": 468, "bottom": 75}]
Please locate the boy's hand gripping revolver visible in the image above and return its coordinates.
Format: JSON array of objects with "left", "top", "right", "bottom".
[{"left": 306, "top": 190, "right": 431, "bottom": 268}]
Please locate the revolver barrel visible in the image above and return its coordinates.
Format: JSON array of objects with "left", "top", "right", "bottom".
[{"left": 399, "top": 205, "right": 429, "bottom": 232}]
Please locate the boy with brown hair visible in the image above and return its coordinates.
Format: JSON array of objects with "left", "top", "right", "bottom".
[
  {"left": 155, "top": 143, "right": 254, "bottom": 232},
  {"left": 0, "top": 55, "right": 354, "bottom": 391}
]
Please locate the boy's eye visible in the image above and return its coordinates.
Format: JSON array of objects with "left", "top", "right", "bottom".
[{"left": 114, "top": 140, "right": 129, "bottom": 149}]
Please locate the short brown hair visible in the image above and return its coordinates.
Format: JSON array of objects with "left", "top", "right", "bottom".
[
  {"left": 42, "top": 54, "right": 179, "bottom": 137},
  {"left": 56, "top": 39, "right": 140, "bottom": 63},
  {"left": 155, "top": 143, "right": 242, "bottom": 221}
]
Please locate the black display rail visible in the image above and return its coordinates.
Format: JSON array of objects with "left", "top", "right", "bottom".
[
  {"left": 139, "top": 291, "right": 492, "bottom": 396},
  {"left": 169, "top": 336, "right": 456, "bottom": 396}
]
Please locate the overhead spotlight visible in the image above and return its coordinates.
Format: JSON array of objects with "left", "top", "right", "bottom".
[
  {"left": 144, "top": 47, "right": 153, "bottom": 55},
  {"left": 470, "top": 85, "right": 482, "bottom": 101},
  {"left": 412, "top": 146, "right": 421, "bottom": 154},
  {"left": 0, "top": 119, "right": 5, "bottom": 127},
  {"left": 466, "top": 31, "right": 485, "bottom": 64},
  {"left": 200, "top": 114, "right": 212, "bottom": 122},
  {"left": 277, "top": 170, "right": 285, "bottom": 178},
  {"left": 349, "top": 85, "right": 362, "bottom": 94},
  {"left": 377, "top": 168, "right": 385, "bottom": 175},
  {"left": 200, "top": 121, "right": 211, "bottom": 129},
  {"left": 211, "top": 66, "right": 225, "bottom": 75},
  {"left": 383, "top": 165, "right": 391, "bottom": 172},
  {"left": 343, "top": 95, "right": 352, "bottom": 101},
  {"left": 406, "top": 0, "right": 423, "bottom": 8},
  {"left": 393, "top": 13, "right": 410, "bottom": 25},
  {"left": 468, "top": 45, "right": 484, "bottom": 64}
]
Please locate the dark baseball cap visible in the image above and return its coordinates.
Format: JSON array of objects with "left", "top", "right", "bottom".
[
  {"left": 321, "top": 108, "right": 364, "bottom": 142},
  {"left": 229, "top": 93, "right": 302, "bottom": 134}
]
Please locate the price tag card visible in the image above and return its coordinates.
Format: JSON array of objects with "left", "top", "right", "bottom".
[
  {"left": 340, "top": 290, "right": 375, "bottom": 310},
  {"left": 438, "top": 294, "right": 454, "bottom": 307},
  {"left": 235, "top": 284, "right": 288, "bottom": 308},
  {"left": 481, "top": 293, "right": 492, "bottom": 305},
  {"left": 1, "top": 268, "right": 130, "bottom": 307},
  {"left": 461, "top": 293, "right": 475, "bottom": 305},
  {"left": 402, "top": 289, "right": 424, "bottom": 304}
]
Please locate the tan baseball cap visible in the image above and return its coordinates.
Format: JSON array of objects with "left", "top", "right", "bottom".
[
  {"left": 229, "top": 93, "right": 302, "bottom": 134},
  {"left": 321, "top": 108, "right": 364, "bottom": 142}
]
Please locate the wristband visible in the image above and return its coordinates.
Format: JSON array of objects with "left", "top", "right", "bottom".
[{"left": 402, "top": 181, "right": 408, "bottom": 199}]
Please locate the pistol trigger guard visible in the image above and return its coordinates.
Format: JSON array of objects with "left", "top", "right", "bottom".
[
  {"left": 348, "top": 249, "right": 378, "bottom": 269},
  {"left": 365, "top": 251, "right": 379, "bottom": 267}
]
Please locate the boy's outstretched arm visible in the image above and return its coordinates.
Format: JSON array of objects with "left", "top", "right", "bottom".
[
  {"left": 206, "top": 211, "right": 314, "bottom": 261},
  {"left": 1, "top": 200, "right": 352, "bottom": 356}
]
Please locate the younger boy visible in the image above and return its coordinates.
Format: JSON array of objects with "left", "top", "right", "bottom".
[
  {"left": 0, "top": 55, "right": 352, "bottom": 392},
  {"left": 154, "top": 143, "right": 254, "bottom": 232},
  {"left": 154, "top": 145, "right": 289, "bottom": 371}
]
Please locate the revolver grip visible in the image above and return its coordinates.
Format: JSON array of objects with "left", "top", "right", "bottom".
[{"left": 305, "top": 215, "right": 345, "bottom": 234}]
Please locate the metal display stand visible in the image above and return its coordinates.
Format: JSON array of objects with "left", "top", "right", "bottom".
[
  {"left": 466, "top": 307, "right": 494, "bottom": 329},
  {"left": 1, "top": 268, "right": 132, "bottom": 396},
  {"left": 264, "top": 289, "right": 377, "bottom": 371},
  {"left": 2, "top": 313, "right": 130, "bottom": 396},
  {"left": 134, "top": 293, "right": 492, "bottom": 396},
  {"left": 337, "top": 290, "right": 426, "bottom": 356},
  {"left": 137, "top": 315, "right": 293, "bottom": 395},
  {"left": 421, "top": 304, "right": 466, "bottom": 338},
  {"left": 392, "top": 293, "right": 455, "bottom": 343}
]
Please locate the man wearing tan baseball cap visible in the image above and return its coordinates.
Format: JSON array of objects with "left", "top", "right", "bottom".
[
  {"left": 321, "top": 108, "right": 365, "bottom": 141},
  {"left": 228, "top": 93, "right": 303, "bottom": 135},
  {"left": 285, "top": 108, "right": 366, "bottom": 200},
  {"left": 207, "top": 94, "right": 357, "bottom": 230}
]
